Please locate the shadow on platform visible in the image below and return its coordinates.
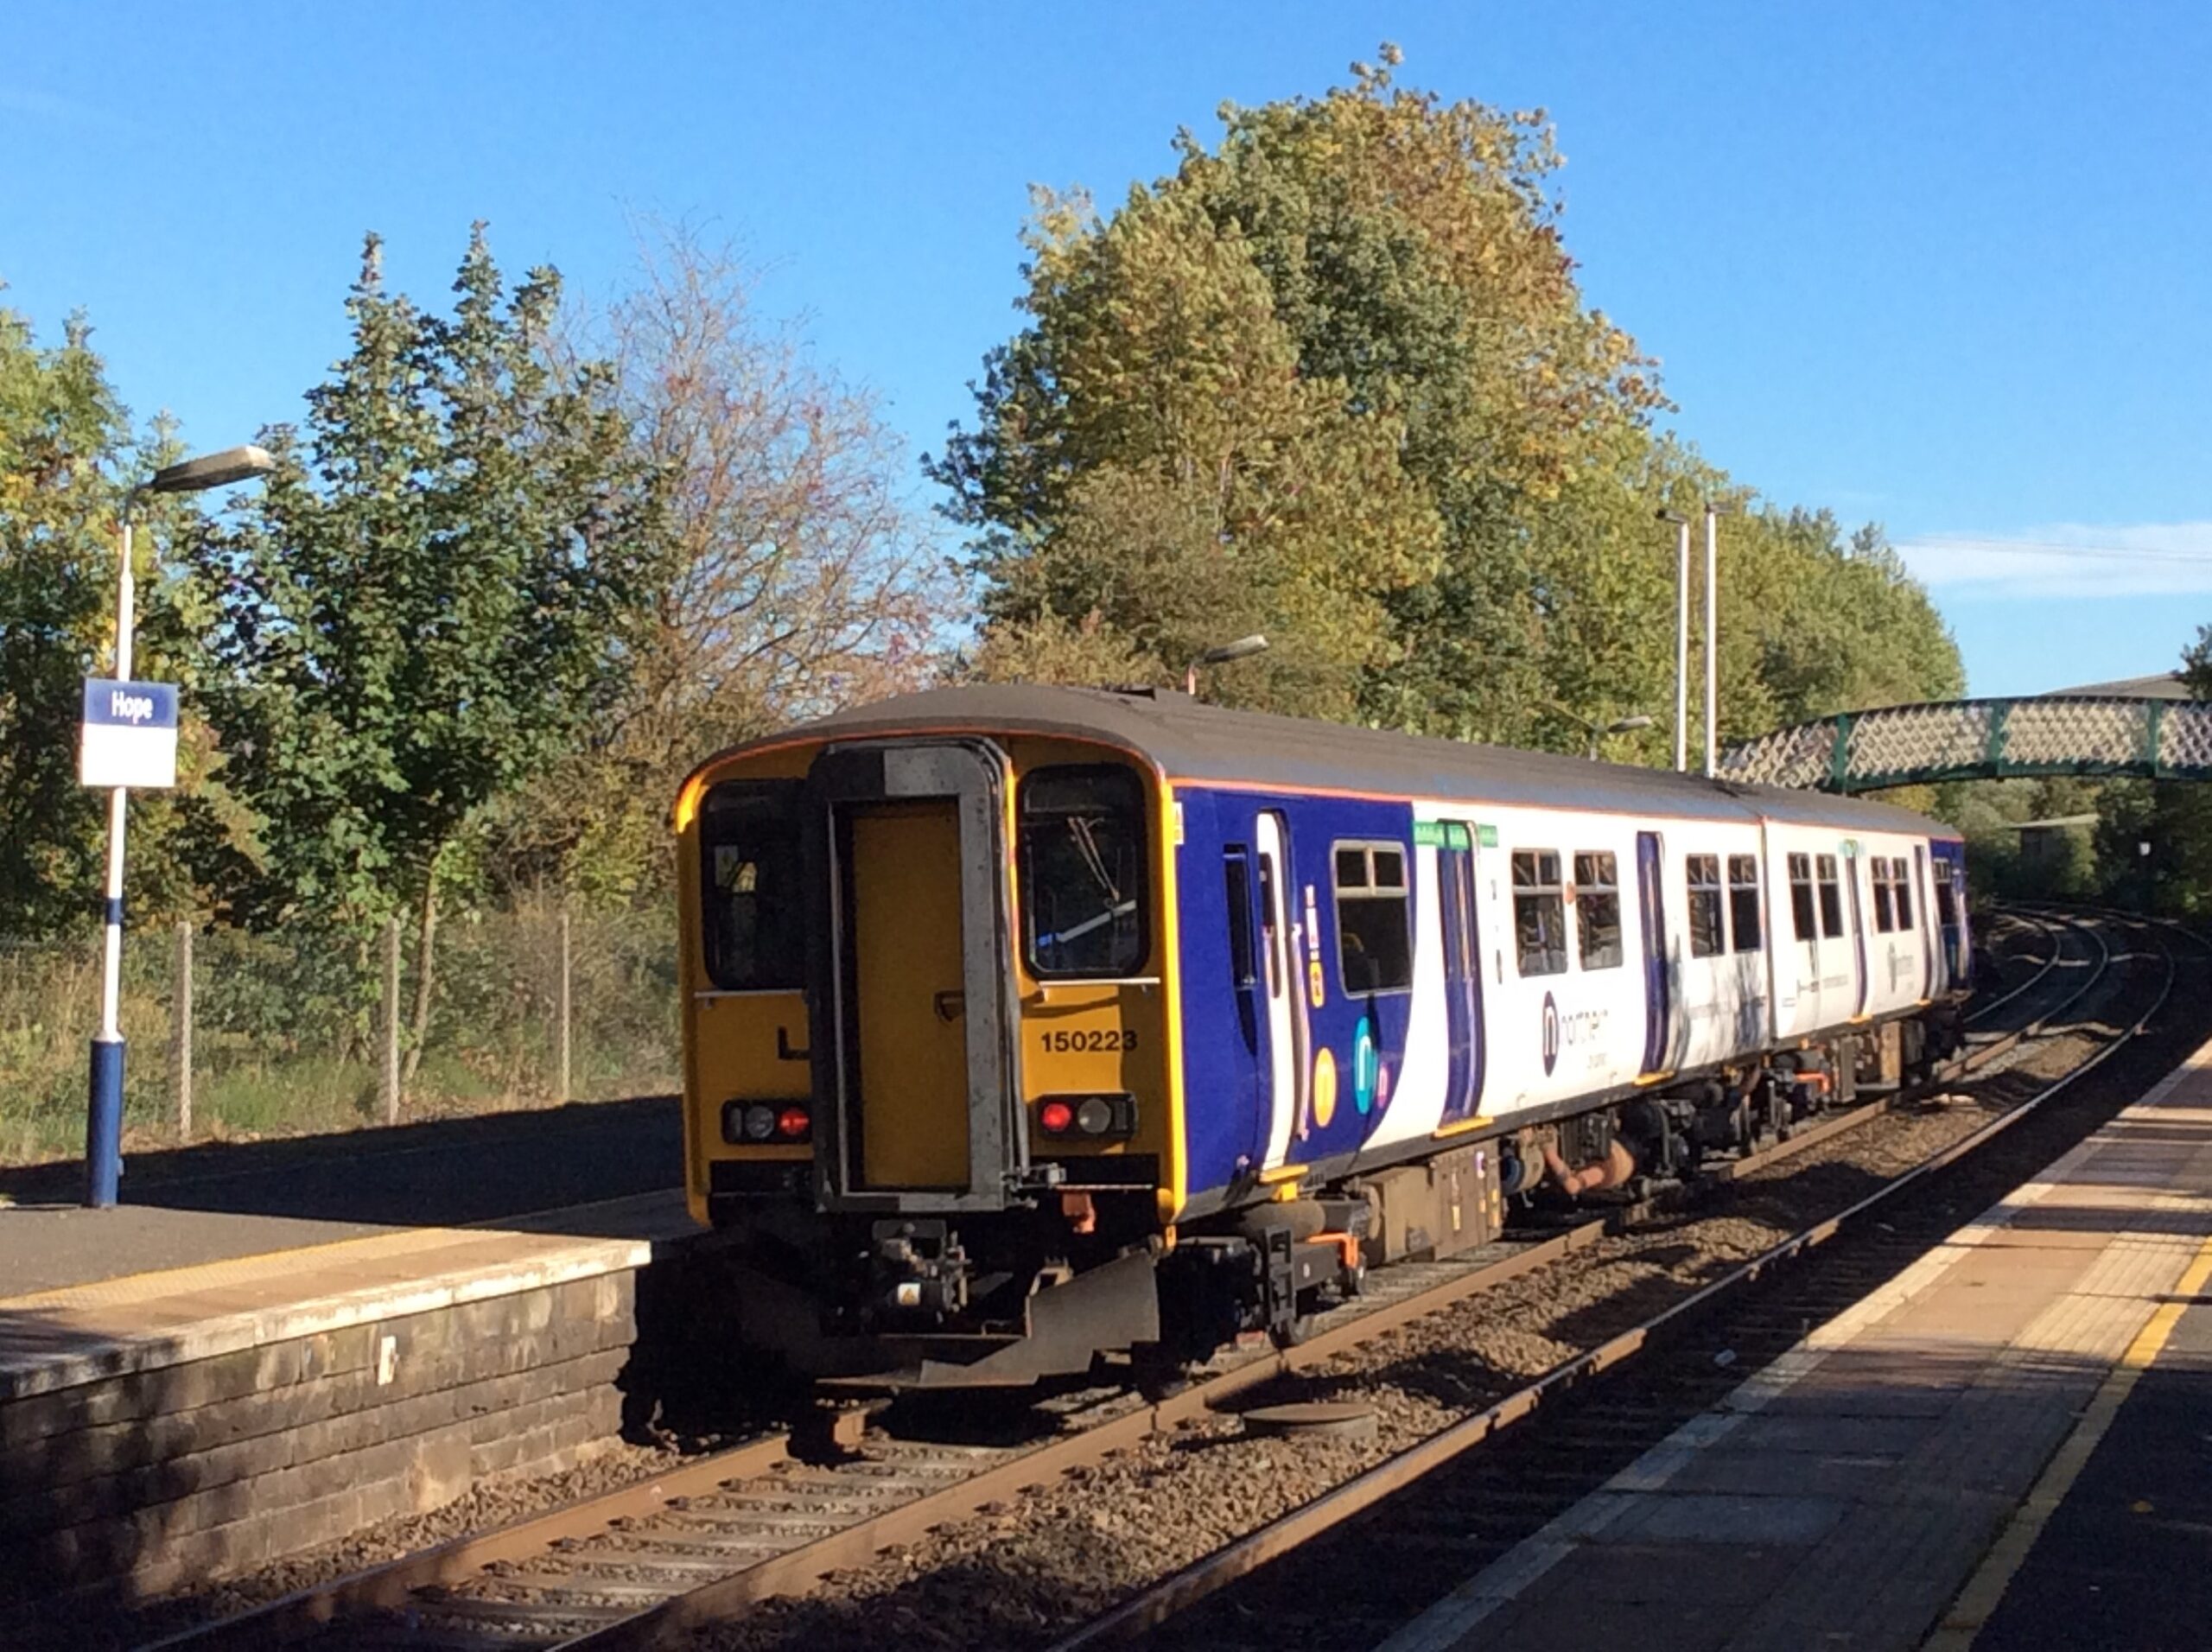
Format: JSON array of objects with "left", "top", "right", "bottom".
[{"left": 0, "top": 1095, "right": 680, "bottom": 1228}]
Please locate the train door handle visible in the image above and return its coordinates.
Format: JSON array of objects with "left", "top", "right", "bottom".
[{"left": 934, "top": 990, "right": 965, "bottom": 1023}]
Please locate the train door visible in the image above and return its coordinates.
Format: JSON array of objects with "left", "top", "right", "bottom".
[
  {"left": 1916, "top": 846, "right": 1941, "bottom": 995},
  {"left": 1846, "top": 851, "right": 1870, "bottom": 1017},
  {"left": 849, "top": 803, "right": 969, "bottom": 1187},
  {"left": 1255, "top": 811, "right": 1307, "bottom": 1171},
  {"left": 807, "top": 740, "right": 1022, "bottom": 1211},
  {"left": 1437, "top": 825, "right": 1484, "bottom": 1124},
  {"left": 1637, "top": 830, "right": 1673, "bottom": 1074}
]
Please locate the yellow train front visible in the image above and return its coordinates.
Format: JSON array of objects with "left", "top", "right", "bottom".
[{"left": 675, "top": 689, "right": 1185, "bottom": 1387}]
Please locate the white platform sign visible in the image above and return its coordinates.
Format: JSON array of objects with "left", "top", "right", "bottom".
[{"left": 79, "top": 679, "right": 180, "bottom": 789}]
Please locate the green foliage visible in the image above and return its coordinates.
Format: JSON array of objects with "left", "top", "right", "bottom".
[
  {"left": 0, "top": 305, "right": 120, "bottom": 936},
  {"left": 0, "top": 302, "right": 236, "bottom": 937},
  {"left": 936, "top": 48, "right": 1962, "bottom": 751},
  {"left": 186, "top": 228, "right": 666, "bottom": 928}
]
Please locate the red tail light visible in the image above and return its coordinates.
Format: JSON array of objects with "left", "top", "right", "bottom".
[
  {"left": 776, "top": 1106, "right": 811, "bottom": 1140},
  {"left": 1039, "top": 1100, "right": 1075, "bottom": 1134}
]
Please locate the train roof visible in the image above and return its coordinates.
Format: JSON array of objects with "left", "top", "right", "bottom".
[{"left": 702, "top": 683, "right": 1960, "bottom": 839}]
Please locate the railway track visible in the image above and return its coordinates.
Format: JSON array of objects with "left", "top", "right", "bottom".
[
  {"left": 142, "top": 908, "right": 2147, "bottom": 1652},
  {"left": 1049, "top": 910, "right": 2194, "bottom": 1650}
]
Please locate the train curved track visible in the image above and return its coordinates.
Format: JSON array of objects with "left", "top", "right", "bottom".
[{"left": 138, "top": 906, "right": 2183, "bottom": 1652}]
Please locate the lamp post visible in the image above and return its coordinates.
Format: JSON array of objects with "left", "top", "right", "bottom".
[
  {"left": 1656, "top": 511, "right": 1690, "bottom": 772},
  {"left": 1701, "top": 501, "right": 1734, "bottom": 778},
  {"left": 86, "top": 444, "right": 274, "bottom": 1208},
  {"left": 1547, "top": 703, "right": 1656, "bottom": 760},
  {"left": 1184, "top": 633, "right": 1268, "bottom": 696}
]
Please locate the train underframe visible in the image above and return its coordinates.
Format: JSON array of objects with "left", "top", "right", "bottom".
[{"left": 713, "top": 1008, "right": 1963, "bottom": 1391}]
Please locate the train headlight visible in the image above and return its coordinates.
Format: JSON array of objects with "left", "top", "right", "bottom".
[
  {"left": 741, "top": 1103, "right": 778, "bottom": 1141},
  {"left": 1075, "top": 1096, "right": 1116, "bottom": 1136}
]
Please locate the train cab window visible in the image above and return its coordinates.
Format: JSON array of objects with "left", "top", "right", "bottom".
[
  {"left": 700, "top": 782, "right": 804, "bottom": 991},
  {"left": 1574, "top": 851, "right": 1622, "bottom": 969},
  {"left": 1020, "top": 766, "right": 1147, "bottom": 979},
  {"left": 1729, "top": 855, "right": 1763, "bottom": 952},
  {"left": 1513, "top": 850, "right": 1567, "bottom": 976},
  {"left": 1686, "top": 855, "right": 1723, "bottom": 957},
  {"left": 1333, "top": 842, "right": 1413, "bottom": 993},
  {"left": 1788, "top": 853, "right": 1817, "bottom": 941},
  {"left": 1872, "top": 856, "right": 1897, "bottom": 931},
  {"left": 1893, "top": 860, "right": 1916, "bottom": 929},
  {"left": 1815, "top": 855, "right": 1845, "bottom": 938},
  {"left": 1936, "top": 875, "right": 1959, "bottom": 929}
]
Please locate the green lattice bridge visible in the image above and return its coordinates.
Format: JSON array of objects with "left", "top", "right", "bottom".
[{"left": 1719, "top": 696, "right": 2212, "bottom": 793}]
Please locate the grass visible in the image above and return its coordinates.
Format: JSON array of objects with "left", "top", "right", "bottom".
[{"left": 0, "top": 912, "right": 680, "bottom": 1169}]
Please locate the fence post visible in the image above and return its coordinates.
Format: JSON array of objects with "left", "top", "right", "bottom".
[
  {"left": 171, "top": 920, "right": 193, "bottom": 1141},
  {"left": 381, "top": 916, "right": 402, "bottom": 1125},
  {"left": 556, "top": 907, "right": 573, "bottom": 1105}
]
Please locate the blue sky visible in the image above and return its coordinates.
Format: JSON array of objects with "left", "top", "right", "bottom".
[{"left": 6, "top": 1, "right": 2208, "bottom": 700}]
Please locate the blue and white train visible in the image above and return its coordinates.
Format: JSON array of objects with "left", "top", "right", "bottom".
[{"left": 675, "top": 684, "right": 1970, "bottom": 1385}]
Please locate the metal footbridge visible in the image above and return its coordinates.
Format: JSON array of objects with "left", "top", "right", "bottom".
[{"left": 1719, "top": 694, "right": 2212, "bottom": 793}]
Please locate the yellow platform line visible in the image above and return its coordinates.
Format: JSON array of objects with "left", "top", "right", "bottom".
[{"left": 1922, "top": 1229, "right": 2212, "bottom": 1651}]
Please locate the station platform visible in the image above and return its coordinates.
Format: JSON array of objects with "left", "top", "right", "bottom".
[
  {"left": 1378, "top": 1037, "right": 2212, "bottom": 1652},
  {"left": 0, "top": 1186, "right": 707, "bottom": 1613}
]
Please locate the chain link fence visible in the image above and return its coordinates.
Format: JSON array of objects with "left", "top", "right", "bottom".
[{"left": 0, "top": 904, "right": 677, "bottom": 1166}]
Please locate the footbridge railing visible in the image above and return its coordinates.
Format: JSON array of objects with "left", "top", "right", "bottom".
[{"left": 1719, "top": 696, "right": 2212, "bottom": 793}]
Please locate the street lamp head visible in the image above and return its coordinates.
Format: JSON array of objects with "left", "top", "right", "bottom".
[
  {"left": 1183, "top": 633, "right": 1268, "bottom": 696},
  {"left": 1197, "top": 634, "right": 1268, "bottom": 668},
  {"left": 1605, "top": 715, "right": 1656, "bottom": 735},
  {"left": 1656, "top": 509, "right": 1688, "bottom": 524},
  {"left": 149, "top": 444, "right": 276, "bottom": 495},
  {"left": 1702, "top": 499, "right": 1738, "bottom": 517}
]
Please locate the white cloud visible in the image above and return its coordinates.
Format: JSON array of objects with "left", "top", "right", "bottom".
[{"left": 1895, "top": 522, "right": 2212, "bottom": 598}]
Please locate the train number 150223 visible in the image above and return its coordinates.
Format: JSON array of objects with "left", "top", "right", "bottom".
[{"left": 1038, "top": 1028, "right": 1137, "bottom": 1053}]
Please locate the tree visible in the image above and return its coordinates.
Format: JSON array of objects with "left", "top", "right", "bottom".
[
  {"left": 934, "top": 167, "right": 1446, "bottom": 720},
  {"left": 188, "top": 227, "right": 664, "bottom": 1073},
  {"left": 480, "top": 225, "right": 951, "bottom": 906},
  {"left": 0, "top": 302, "right": 225, "bottom": 937},
  {"left": 0, "top": 304, "right": 124, "bottom": 936},
  {"left": 932, "top": 48, "right": 1961, "bottom": 754}
]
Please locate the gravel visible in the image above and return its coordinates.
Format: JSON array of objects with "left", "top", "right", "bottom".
[
  {"left": 677, "top": 920, "right": 2187, "bottom": 1652},
  {"left": 129, "top": 915, "right": 2164, "bottom": 1652}
]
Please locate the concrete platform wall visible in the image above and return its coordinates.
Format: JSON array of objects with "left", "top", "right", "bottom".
[{"left": 0, "top": 1266, "right": 637, "bottom": 1608}]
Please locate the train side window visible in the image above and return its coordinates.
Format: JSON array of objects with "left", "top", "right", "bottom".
[
  {"left": 1728, "top": 855, "right": 1763, "bottom": 951},
  {"left": 1815, "top": 855, "right": 1844, "bottom": 938},
  {"left": 1788, "top": 853, "right": 1817, "bottom": 941},
  {"left": 1893, "top": 860, "right": 1916, "bottom": 929},
  {"left": 1020, "top": 766, "right": 1148, "bottom": 979},
  {"left": 699, "top": 782, "right": 804, "bottom": 991},
  {"left": 1513, "top": 849, "right": 1567, "bottom": 976},
  {"left": 1223, "top": 848, "right": 1256, "bottom": 988},
  {"left": 1257, "top": 854, "right": 1284, "bottom": 995},
  {"left": 1333, "top": 841, "right": 1413, "bottom": 994},
  {"left": 1574, "top": 851, "right": 1622, "bottom": 969},
  {"left": 1872, "top": 856, "right": 1897, "bottom": 931},
  {"left": 1686, "top": 854, "right": 1723, "bottom": 957}
]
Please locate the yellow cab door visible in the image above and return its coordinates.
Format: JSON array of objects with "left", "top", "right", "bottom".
[
  {"left": 810, "top": 740, "right": 1020, "bottom": 1209},
  {"left": 849, "top": 801, "right": 969, "bottom": 1187}
]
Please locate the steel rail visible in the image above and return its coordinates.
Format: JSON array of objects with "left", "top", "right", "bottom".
[
  {"left": 1041, "top": 913, "right": 2176, "bottom": 1650},
  {"left": 1962, "top": 912, "right": 2063, "bottom": 1026},
  {"left": 151, "top": 907, "right": 2110, "bottom": 1652}
]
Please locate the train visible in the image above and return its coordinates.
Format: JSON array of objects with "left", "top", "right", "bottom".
[{"left": 674, "top": 683, "right": 1970, "bottom": 1388}]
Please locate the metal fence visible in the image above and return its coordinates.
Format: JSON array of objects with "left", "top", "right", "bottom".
[{"left": 0, "top": 905, "right": 678, "bottom": 1166}]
